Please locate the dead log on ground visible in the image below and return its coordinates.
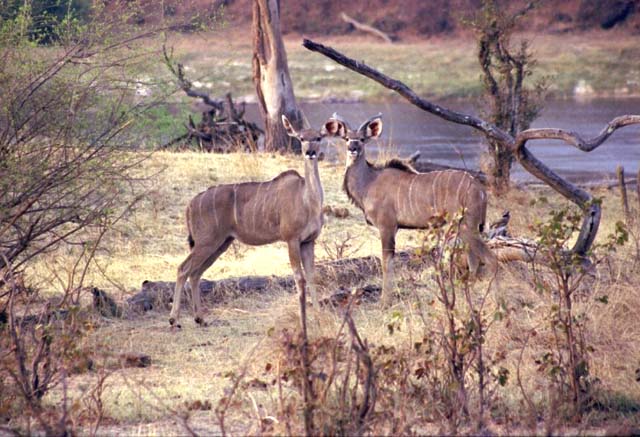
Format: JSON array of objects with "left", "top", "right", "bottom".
[
  {"left": 127, "top": 236, "right": 552, "bottom": 313},
  {"left": 486, "top": 236, "right": 538, "bottom": 263},
  {"left": 127, "top": 251, "right": 422, "bottom": 313}
]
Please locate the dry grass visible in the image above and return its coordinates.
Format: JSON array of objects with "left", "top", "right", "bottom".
[{"left": 20, "top": 151, "right": 640, "bottom": 434}]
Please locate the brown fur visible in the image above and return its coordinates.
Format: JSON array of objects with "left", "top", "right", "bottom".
[
  {"left": 169, "top": 117, "right": 330, "bottom": 326},
  {"left": 328, "top": 114, "right": 497, "bottom": 307},
  {"left": 343, "top": 159, "right": 418, "bottom": 209}
]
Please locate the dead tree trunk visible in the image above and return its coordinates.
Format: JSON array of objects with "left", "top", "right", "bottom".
[
  {"left": 252, "top": 0, "right": 303, "bottom": 153},
  {"left": 302, "top": 38, "right": 640, "bottom": 262},
  {"left": 616, "top": 165, "right": 630, "bottom": 222}
]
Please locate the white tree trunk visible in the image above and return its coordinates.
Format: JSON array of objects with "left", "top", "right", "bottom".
[{"left": 252, "top": 0, "right": 303, "bottom": 152}]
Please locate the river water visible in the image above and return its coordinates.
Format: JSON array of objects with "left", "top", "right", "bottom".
[{"left": 249, "top": 98, "right": 640, "bottom": 183}]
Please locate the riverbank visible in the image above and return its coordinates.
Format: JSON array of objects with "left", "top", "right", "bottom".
[{"left": 168, "top": 28, "right": 640, "bottom": 102}]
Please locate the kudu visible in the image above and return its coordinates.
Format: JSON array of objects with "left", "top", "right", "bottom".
[
  {"left": 324, "top": 114, "right": 498, "bottom": 307},
  {"left": 169, "top": 115, "right": 329, "bottom": 327}
]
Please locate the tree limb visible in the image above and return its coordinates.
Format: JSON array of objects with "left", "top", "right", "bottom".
[
  {"left": 340, "top": 12, "right": 394, "bottom": 43},
  {"left": 302, "top": 39, "right": 512, "bottom": 144},
  {"left": 162, "top": 45, "right": 223, "bottom": 112}
]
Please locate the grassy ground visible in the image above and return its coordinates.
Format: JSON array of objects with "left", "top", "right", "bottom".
[
  {"left": 165, "top": 29, "right": 640, "bottom": 102},
  {"left": 19, "top": 149, "right": 640, "bottom": 435},
  {"left": 8, "top": 28, "right": 640, "bottom": 434}
]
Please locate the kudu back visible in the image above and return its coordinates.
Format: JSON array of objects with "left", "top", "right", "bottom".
[
  {"left": 325, "top": 113, "right": 497, "bottom": 306},
  {"left": 169, "top": 115, "right": 329, "bottom": 326}
]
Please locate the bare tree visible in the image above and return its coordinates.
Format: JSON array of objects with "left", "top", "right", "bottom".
[
  {"left": 302, "top": 38, "right": 640, "bottom": 263},
  {"left": 468, "top": 0, "right": 547, "bottom": 194},
  {"left": 252, "top": 0, "right": 304, "bottom": 153}
]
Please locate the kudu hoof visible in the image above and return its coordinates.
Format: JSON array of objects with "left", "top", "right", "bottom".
[{"left": 169, "top": 318, "right": 182, "bottom": 329}]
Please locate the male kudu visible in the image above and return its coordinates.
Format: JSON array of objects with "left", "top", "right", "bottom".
[
  {"left": 325, "top": 114, "right": 497, "bottom": 307},
  {"left": 169, "top": 116, "right": 329, "bottom": 326}
]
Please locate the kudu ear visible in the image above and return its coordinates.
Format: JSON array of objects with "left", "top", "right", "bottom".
[
  {"left": 358, "top": 114, "right": 383, "bottom": 139},
  {"left": 282, "top": 115, "right": 298, "bottom": 138},
  {"left": 321, "top": 118, "right": 347, "bottom": 138}
]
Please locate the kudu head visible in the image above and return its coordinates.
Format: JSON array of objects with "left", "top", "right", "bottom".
[
  {"left": 323, "top": 113, "right": 383, "bottom": 166},
  {"left": 282, "top": 115, "right": 325, "bottom": 160}
]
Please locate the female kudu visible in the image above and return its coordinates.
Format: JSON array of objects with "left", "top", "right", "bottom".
[
  {"left": 324, "top": 114, "right": 497, "bottom": 307},
  {"left": 169, "top": 116, "right": 330, "bottom": 327}
]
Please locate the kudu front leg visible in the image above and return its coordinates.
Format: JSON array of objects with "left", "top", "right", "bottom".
[
  {"left": 288, "top": 240, "right": 307, "bottom": 299},
  {"left": 301, "top": 240, "right": 318, "bottom": 307},
  {"left": 288, "top": 239, "right": 312, "bottom": 341},
  {"left": 379, "top": 227, "right": 397, "bottom": 308}
]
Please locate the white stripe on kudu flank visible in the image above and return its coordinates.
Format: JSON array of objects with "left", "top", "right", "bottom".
[
  {"left": 408, "top": 175, "right": 418, "bottom": 218},
  {"left": 233, "top": 184, "right": 239, "bottom": 226},
  {"left": 462, "top": 173, "right": 473, "bottom": 207},
  {"left": 198, "top": 192, "right": 204, "bottom": 216},
  {"left": 444, "top": 171, "right": 454, "bottom": 211},
  {"left": 212, "top": 186, "right": 219, "bottom": 228},
  {"left": 253, "top": 182, "right": 263, "bottom": 233},
  {"left": 455, "top": 174, "right": 465, "bottom": 206},
  {"left": 431, "top": 172, "right": 442, "bottom": 213}
]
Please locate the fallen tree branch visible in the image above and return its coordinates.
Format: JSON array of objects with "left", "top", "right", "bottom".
[
  {"left": 128, "top": 235, "right": 545, "bottom": 312},
  {"left": 302, "top": 38, "right": 640, "bottom": 259},
  {"left": 486, "top": 236, "right": 538, "bottom": 263},
  {"left": 162, "top": 46, "right": 263, "bottom": 152},
  {"left": 340, "top": 12, "right": 394, "bottom": 43}
]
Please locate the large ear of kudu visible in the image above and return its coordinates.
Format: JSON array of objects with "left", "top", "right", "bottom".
[
  {"left": 282, "top": 114, "right": 297, "bottom": 137},
  {"left": 322, "top": 119, "right": 346, "bottom": 137},
  {"left": 358, "top": 114, "right": 383, "bottom": 139},
  {"left": 321, "top": 114, "right": 347, "bottom": 138}
]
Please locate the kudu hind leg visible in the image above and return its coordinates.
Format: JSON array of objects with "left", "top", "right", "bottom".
[
  {"left": 188, "top": 237, "right": 234, "bottom": 325},
  {"left": 170, "top": 255, "right": 192, "bottom": 326},
  {"left": 169, "top": 237, "right": 233, "bottom": 326}
]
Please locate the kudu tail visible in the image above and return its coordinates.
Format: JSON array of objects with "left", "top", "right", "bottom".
[{"left": 185, "top": 203, "right": 195, "bottom": 249}]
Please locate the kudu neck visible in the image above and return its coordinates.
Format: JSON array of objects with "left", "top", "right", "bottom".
[
  {"left": 303, "top": 158, "right": 323, "bottom": 208},
  {"left": 344, "top": 153, "right": 374, "bottom": 208}
]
